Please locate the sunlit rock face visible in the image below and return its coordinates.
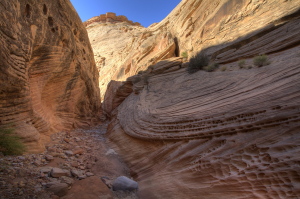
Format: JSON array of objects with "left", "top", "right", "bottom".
[
  {"left": 86, "top": 13, "right": 176, "bottom": 101},
  {"left": 105, "top": 0, "right": 300, "bottom": 198},
  {"left": 0, "top": 0, "right": 101, "bottom": 152}
]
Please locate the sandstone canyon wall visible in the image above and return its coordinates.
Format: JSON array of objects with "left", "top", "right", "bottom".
[
  {"left": 103, "top": 0, "right": 300, "bottom": 198},
  {"left": 86, "top": 13, "right": 177, "bottom": 101},
  {"left": 0, "top": 0, "right": 101, "bottom": 152}
]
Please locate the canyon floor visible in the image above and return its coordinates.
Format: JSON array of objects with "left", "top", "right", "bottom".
[{"left": 0, "top": 123, "right": 138, "bottom": 199}]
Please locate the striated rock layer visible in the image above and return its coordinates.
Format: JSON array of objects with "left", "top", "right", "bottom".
[
  {"left": 0, "top": 0, "right": 101, "bottom": 152},
  {"left": 83, "top": 12, "right": 142, "bottom": 27},
  {"left": 106, "top": 0, "right": 300, "bottom": 198},
  {"left": 86, "top": 13, "right": 176, "bottom": 100},
  {"left": 88, "top": 0, "right": 300, "bottom": 102}
]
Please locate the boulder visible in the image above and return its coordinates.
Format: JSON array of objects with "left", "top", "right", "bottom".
[
  {"left": 112, "top": 176, "right": 138, "bottom": 191},
  {"left": 46, "top": 183, "right": 68, "bottom": 197}
]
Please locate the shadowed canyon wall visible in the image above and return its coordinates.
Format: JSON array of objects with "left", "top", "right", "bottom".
[
  {"left": 102, "top": 0, "right": 300, "bottom": 198},
  {"left": 0, "top": 0, "right": 101, "bottom": 152}
]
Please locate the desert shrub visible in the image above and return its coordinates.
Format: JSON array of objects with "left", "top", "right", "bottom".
[
  {"left": 0, "top": 127, "right": 26, "bottom": 156},
  {"left": 187, "top": 52, "right": 209, "bottom": 74},
  {"left": 253, "top": 54, "right": 270, "bottom": 67},
  {"left": 221, "top": 66, "right": 227, "bottom": 71},
  {"left": 203, "top": 62, "right": 219, "bottom": 72},
  {"left": 238, "top": 59, "right": 246, "bottom": 68},
  {"left": 181, "top": 51, "right": 188, "bottom": 58}
]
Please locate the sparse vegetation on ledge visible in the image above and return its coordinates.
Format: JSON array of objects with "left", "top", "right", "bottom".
[
  {"left": 238, "top": 59, "right": 246, "bottom": 68},
  {"left": 187, "top": 52, "right": 209, "bottom": 74},
  {"left": 204, "top": 62, "right": 219, "bottom": 72},
  {"left": 187, "top": 51, "right": 220, "bottom": 73},
  {"left": 253, "top": 54, "right": 270, "bottom": 67},
  {"left": 0, "top": 127, "right": 26, "bottom": 156},
  {"left": 181, "top": 51, "right": 188, "bottom": 59}
]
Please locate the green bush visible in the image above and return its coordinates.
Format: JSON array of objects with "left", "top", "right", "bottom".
[
  {"left": 203, "top": 62, "right": 219, "bottom": 72},
  {"left": 187, "top": 52, "right": 209, "bottom": 74},
  {"left": 181, "top": 51, "right": 188, "bottom": 58},
  {"left": 0, "top": 127, "right": 26, "bottom": 156},
  {"left": 238, "top": 59, "right": 246, "bottom": 68},
  {"left": 253, "top": 54, "right": 270, "bottom": 67}
]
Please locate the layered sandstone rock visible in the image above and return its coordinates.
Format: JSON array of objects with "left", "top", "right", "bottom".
[
  {"left": 105, "top": 0, "right": 300, "bottom": 198},
  {"left": 0, "top": 0, "right": 101, "bottom": 152},
  {"left": 86, "top": 13, "right": 176, "bottom": 100},
  {"left": 88, "top": 0, "right": 300, "bottom": 101},
  {"left": 84, "top": 12, "right": 142, "bottom": 27}
]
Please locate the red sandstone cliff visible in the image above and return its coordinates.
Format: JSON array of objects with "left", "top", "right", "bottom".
[{"left": 0, "top": 0, "right": 101, "bottom": 152}]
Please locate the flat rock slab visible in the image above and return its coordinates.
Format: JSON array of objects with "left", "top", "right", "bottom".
[
  {"left": 112, "top": 176, "right": 138, "bottom": 191},
  {"left": 51, "top": 168, "right": 70, "bottom": 178}
]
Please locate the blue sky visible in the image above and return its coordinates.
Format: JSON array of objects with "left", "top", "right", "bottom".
[{"left": 70, "top": 0, "right": 181, "bottom": 27}]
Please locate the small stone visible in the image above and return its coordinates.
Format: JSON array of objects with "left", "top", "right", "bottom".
[
  {"left": 77, "top": 175, "right": 85, "bottom": 180},
  {"left": 33, "top": 160, "right": 41, "bottom": 166},
  {"left": 63, "top": 138, "right": 70, "bottom": 143},
  {"left": 64, "top": 151, "right": 74, "bottom": 156},
  {"left": 48, "top": 148, "right": 56, "bottom": 152},
  {"left": 105, "top": 149, "right": 117, "bottom": 156},
  {"left": 40, "top": 167, "right": 53, "bottom": 175},
  {"left": 70, "top": 162, "right": 78, "bottom": 167},
  {"left": 112, "top": 176, "right": 138, "bottom": 191},
  {"left": 17, "top": 156, "right": 26, "bottom": 161},
  {"left": 60, "top": 176, "right": 74, "bottom": 185},
  {"left": 74, "top": 137, "right": 81, "bottom": 142},
  {"left": 85, "top": 147, "right": 92, "bottom": 152},
  {"left": 72, "top": 148, "right": 84, "bottom": 155},
  {"left": 51, "top": 168, "right": 70, "bottom": 178},
  {"left": 45, "top": 155, "right": 54, "bottom": 161},
  {"left": 86, "top": 164, "right": 92, "bottom": 169},
  {"left": 101, "top": 177, "right": 112, "bottom": 189},
  {"left": 79, "top": 166, "right": 85, "bottom": 170},
  {"left": 86, "top": 172, "right": 94, "bottom": 177},
  {"left": 46, "top": 183, "right": 68, "bottom": 197},
  {"left": 51, "top": 153, "right": 60, "bottom": 157},
  {"left": 61, "top": 155, "right": 68, "bottom": 159},
  {"left": 34, "top": 184, "right": 42, "bottom": 192},
  {"left": 71, "top": 169, "right": 84, "bottom": 179},
  {"left": 18, "top": 181, "right": 25, "bottom": 188}
]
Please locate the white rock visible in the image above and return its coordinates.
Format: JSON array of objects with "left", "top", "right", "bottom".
[
  {"left": 105, "top": 149, "right": 117, "bottom": 156},
  {"left": 112, "top": 176, "right": 138, "bottom": 191}
]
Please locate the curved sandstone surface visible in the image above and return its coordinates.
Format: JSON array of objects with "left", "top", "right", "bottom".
[
  {"left": 109, "top": 50, "right": 300, "bottom": 199},
  {"left": 0, "top": 0, "right": 101, "bottom": 152},
  {"left": 107, "top": 0, "right": 300, "bottom": 198}
]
